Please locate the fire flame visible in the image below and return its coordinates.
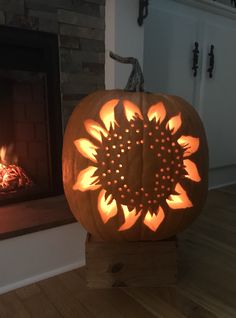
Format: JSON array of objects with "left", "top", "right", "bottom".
[{"left": 0, "top": 145, "right": 32, "bottom": 193}]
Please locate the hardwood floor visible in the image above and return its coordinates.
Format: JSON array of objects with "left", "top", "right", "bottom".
[{"left": 0, "top": 185, "right": 235, "bottom": 318}]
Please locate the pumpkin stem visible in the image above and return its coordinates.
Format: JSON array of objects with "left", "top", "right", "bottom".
[{"left": 109, "top": 51, "right": 144, "bottom": 92}]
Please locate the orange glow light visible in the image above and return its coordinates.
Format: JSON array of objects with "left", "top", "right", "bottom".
[
  {"left": 99, "top": 99, "right": 119, "bottom": 130},
  {"left": 73, "top": 166, "right": 100, "bottom": 192},
  {"left": 98, "top": 189, "right": 118, "bottom": 223},
  {"left": 84, "top": 119, "right": 108, "bottom": 143},
  {"left": 177, "top": 135, "right": 199, "bottom": 157},
  {"left": 166, "top": 113, "right": 182, "bottom": 135},
  {"left": 147, "top": 102, "right": 166, "bottom": 124},
  {"left": 74, "top": 138, "right": 98, "bottom": 163},
  {"left": 143, "top": 206, "right": 165, "bottom": 231},
  {"left": 119, "top": 205, "right": 141, "bottom": 231},
  {"left": 123, "top": 100, "right": 143, "bottom": 121},
  {"left": 166, "top": 183, "right": 193, "bottom": 209},
  {"left": 184, "top": 159, "right": 201, "bottom": 182}
]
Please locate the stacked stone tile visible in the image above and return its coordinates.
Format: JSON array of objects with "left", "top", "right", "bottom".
[{"left": 0, "top": 0, "right": 105, "bottom": 128}]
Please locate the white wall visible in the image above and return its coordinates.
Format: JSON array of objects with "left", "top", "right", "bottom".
[
  {"left": 0, "top": 223, "right": 86, "bottom": 294},
  {"left": 105, "top": 0, "right": 144, "bottom": 89},
  {"left": 0, "top": 0, "right": 144, "bottom": 294}
]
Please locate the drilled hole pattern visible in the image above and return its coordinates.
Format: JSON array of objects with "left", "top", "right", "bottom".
[{"left": 95, "top": 116, "right": 186, "bottom": 213}]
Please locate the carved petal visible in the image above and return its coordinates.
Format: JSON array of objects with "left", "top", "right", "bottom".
[
  {"left": 166, "top": 183, "right": 193, "bottom": 210},
  {"left": 98, "top": 189, "right": 118, "bottom": 224},
  {"left": 118, "top": 205, "right": 141, "bottom": 231},
  {"left": 73, "top": 166, "right": 101, "bottom": 192},
  {"left": 166, "top": 113, "right": 182, "bottom": 135},
  {"left": 84, "top": 119, "right": 108, "bottom": 143},
  {"left": 74, "top": 138, "right": 98, "bottom": 163},
  {"left": 143, "top": 206, "right": 165, "bottom": 231},
  {"left": 123, "top": 100, "right": 143, "bottom": 121},
  {"left": 99, "top": 99, "right": 119, "bottom": 130},
  {"left": 178, "top": 135, "right": 200, "bottom": 157},
  {"left": 184, "top": 159, "right": 201, "bottom": 182},
  {"left": 147, "top": 102, "right": 166, "bottom": 124}
]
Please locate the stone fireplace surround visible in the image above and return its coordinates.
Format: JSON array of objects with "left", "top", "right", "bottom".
[{"left": 0, "top": 0, "right": 105, "bottom": 239}]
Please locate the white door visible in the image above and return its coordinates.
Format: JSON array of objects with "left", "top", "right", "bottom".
[
  {"left": 143, "top": 3, "right": 200, "bottom": 106},
  {"left": 199, "top": 20, "right": 236, "bottom": 169}
]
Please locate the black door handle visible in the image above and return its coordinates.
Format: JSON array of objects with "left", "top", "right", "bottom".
[
  {"left": 207, "top": 45, "right": 215, "bottom": 78},
  {"left": 192, "top": 42, "right": 199, "bottom": 77}
]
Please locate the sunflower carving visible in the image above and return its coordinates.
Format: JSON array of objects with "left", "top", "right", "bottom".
[{"left": 72, "top": 99, "right": 201, "bottom": 232}]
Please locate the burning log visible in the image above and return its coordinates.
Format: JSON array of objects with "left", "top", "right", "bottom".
[
  {"left": 0, "top": 145, "right": 33, "bottom": 193},
  {"left": 0, "top": 163, "right": 32, "bottom": 193}
]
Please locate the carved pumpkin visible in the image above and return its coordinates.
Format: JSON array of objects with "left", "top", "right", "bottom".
[
  {"left": 63, "top": 91, "right": 208, "bottom": 241},
  {"left": 62, "top": 53, "right": 208, "bottom": 241}
]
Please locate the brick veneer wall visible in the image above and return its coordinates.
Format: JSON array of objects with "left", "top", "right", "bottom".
[{"left": 0, "top": 0, "right": 105, "bottom": 128}]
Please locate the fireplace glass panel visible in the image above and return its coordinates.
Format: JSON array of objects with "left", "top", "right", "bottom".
[
  {"left": 0, "top": 71, "right": 52, "bottom": 204},
  {"left": 0, "top": 26, "right": 63, "bottom": 206}
]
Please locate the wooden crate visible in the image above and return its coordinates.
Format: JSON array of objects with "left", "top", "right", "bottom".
[{"left": 85, "top": 234, "right": 177, "bottom": 288}]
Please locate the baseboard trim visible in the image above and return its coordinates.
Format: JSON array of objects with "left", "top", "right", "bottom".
[
  {"left": 0, "top": 259, "right": 85, "bottom": 295},
  {"left": 209, "top": 180, "right": 236, "bottom": 190}
]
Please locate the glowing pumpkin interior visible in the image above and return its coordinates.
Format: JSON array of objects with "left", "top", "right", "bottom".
[{"left": 71, "top": 99, "right": 201, "bottom": 233}]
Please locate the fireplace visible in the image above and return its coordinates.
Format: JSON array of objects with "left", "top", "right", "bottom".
[{"left": 0, "top": 26, "right": 63, "bottom": 206}]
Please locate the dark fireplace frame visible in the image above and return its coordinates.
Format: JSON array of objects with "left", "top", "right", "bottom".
[{"left": 0, "top": 25, "right": 63, "bottom": 203}]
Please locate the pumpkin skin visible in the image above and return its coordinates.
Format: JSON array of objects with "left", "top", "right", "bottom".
[{"left": 63, "top": 90, "right": 208, "bottom": 241}]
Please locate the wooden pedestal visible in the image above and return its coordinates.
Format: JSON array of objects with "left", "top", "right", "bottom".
[{"left": 85, "top": 234, "right": 177, "bottom": 288}]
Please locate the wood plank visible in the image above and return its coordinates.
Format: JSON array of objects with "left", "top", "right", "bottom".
[
  {"left": 122, "top": 287, "right": 186, "bottom": 318},
  {"left": 22, "top": 293, "right": 62, "bottom": 318},
  {"left": 178, "top": 229, "right": 236, "bottom": 317},
  {"left": 153, "top": 287, "right": 216, "bottom": 318},
  {"left": 86, "top": 234, "right": 177, "bottom": 288},
  {"left": 0, "top": 292, "right": 31, "bottom": 318},
  {"left": 188, "top": 216, "right": 236, "bottom": 249},
  {"left": 64, "top": 268, "right": 156, "bottom": 318},
  {"left": 58, "top": 271, "right": 125, "bottom": 318},
  {"left": 39, "top": 276, "right": 91, "bottom": 318},
  {"left": 16, "top": 283, "right": 62, "bottom": 318},
  {"left": 178, "top": 284, "right": 236, "bottom": 318},
  {"left": 15, "top": 283, "right": 41, "bottom": 300}
]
